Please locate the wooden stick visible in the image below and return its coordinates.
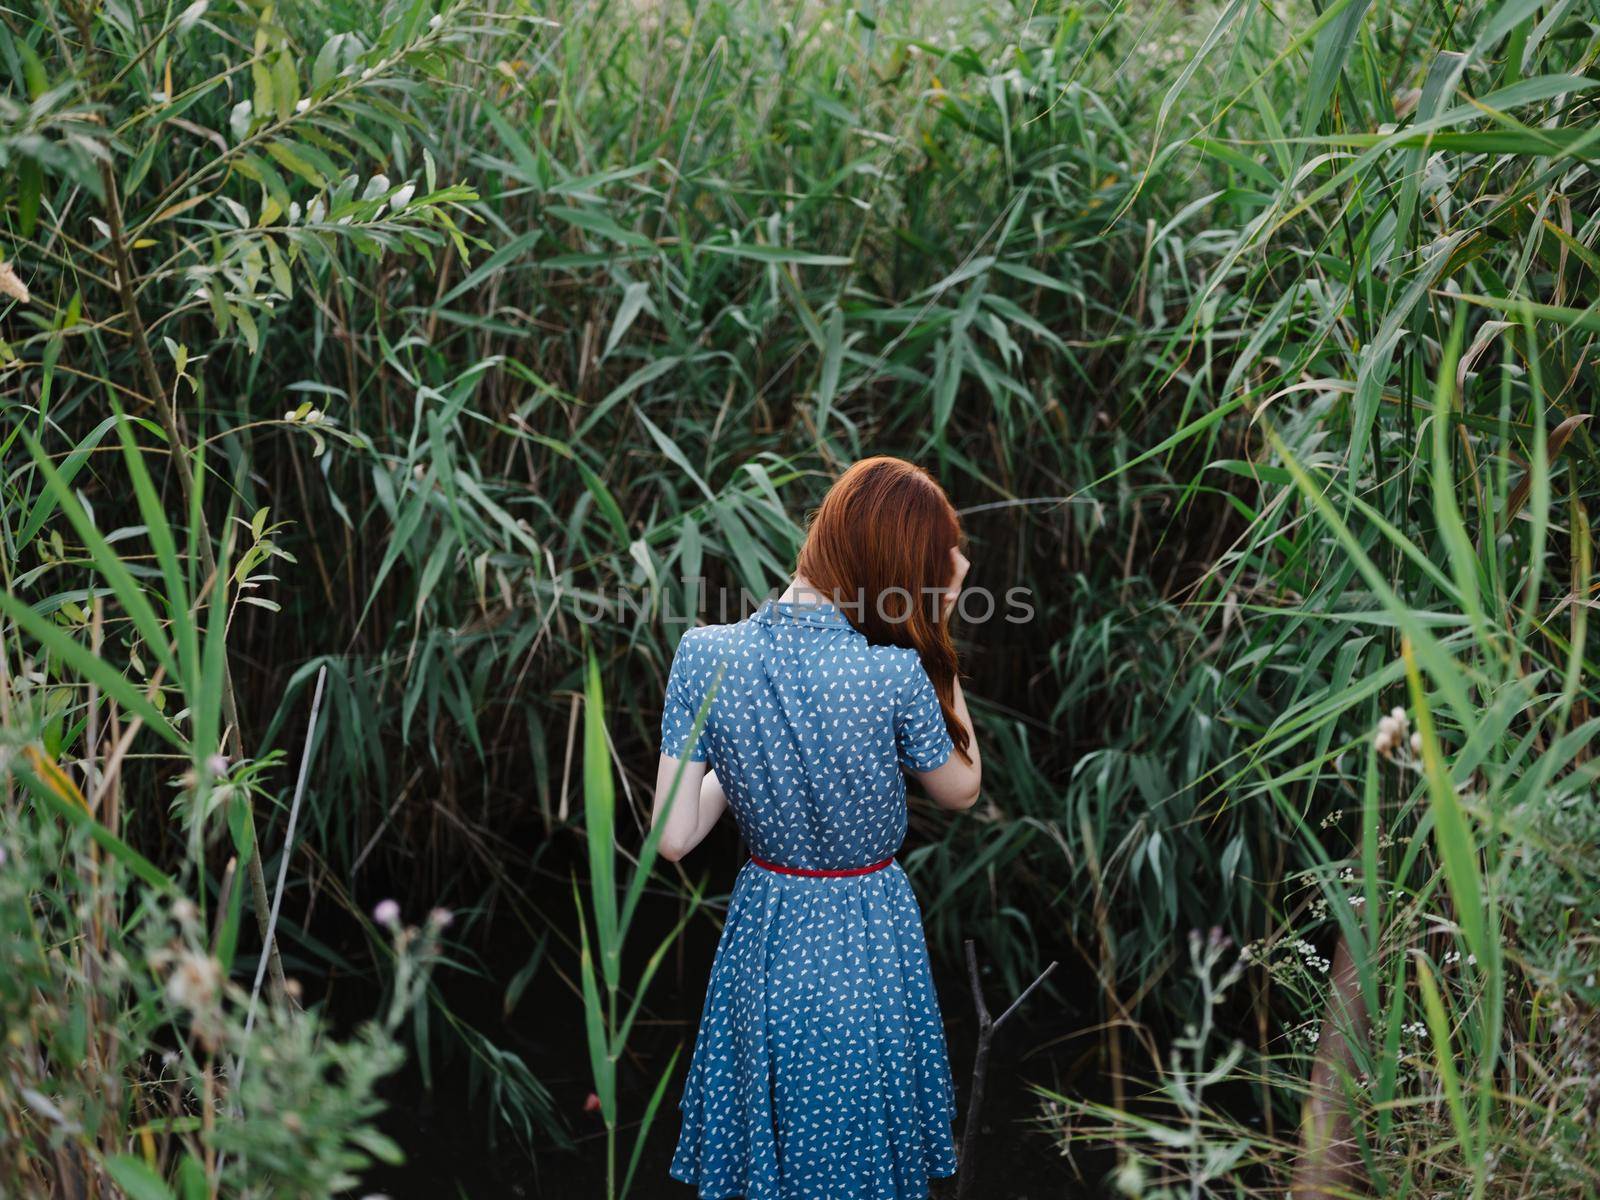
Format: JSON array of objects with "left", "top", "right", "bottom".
[{"left": 955, "top": 941, "right": 1058, "bottom": 1200}]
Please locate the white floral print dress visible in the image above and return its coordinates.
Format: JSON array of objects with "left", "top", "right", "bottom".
[{"left": 661, "top": 598, "right": 960, "bottom": 1200}]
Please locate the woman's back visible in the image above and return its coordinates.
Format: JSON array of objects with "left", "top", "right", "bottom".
[
  {"left": 662, "top": 598, "right": 955, "bottom": 871},
  {"left": 654, "top": 457, "right": 977, "bottom": 1200}
]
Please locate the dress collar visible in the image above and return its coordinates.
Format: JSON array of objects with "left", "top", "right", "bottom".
[{"left": 754, "top": 596, "right": 860, "bottom": 634}]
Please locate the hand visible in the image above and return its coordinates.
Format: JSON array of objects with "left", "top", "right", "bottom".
[{"left": 942, "top": 545, "right": 970, "bottom": 616}]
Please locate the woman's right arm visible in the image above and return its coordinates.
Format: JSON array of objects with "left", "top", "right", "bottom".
[
  {"left": 655, "top": 629, "right": 728, "bottom": 861},
  {"left": 913, "top": 675, "right": 981, "bottom": 810},
  {"left": 652, "top": 755, "right": 713, "bottom": 861}
]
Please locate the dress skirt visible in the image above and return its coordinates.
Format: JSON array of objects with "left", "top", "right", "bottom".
[{"left": 670, "top": 860, "right": 959, "bottom": 1200}]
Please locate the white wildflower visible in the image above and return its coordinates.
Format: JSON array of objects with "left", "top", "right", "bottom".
[
  {"left": 165, "top": 950, "right": 220, "bottom": 1010},
  {"left": 1112, "top": 1159, "right": 1145, "bottom": 1197}
]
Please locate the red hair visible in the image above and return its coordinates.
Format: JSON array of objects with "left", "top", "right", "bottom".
[{"left": 796, "top": 457, "right": 971, "bottom": 762}]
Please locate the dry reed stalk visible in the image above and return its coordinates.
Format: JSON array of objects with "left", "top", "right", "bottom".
[{"left": 1290, "top": 932, "right": 1370, "bottom": 1199}]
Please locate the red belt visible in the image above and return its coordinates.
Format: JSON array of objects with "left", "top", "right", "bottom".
[{"left": 749, "top": 854, "right": 895, "bottom": 878}]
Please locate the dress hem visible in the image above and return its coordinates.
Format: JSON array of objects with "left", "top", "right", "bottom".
[{"left": 668, "top": 1163, "right": 960, "bottom": 1200}]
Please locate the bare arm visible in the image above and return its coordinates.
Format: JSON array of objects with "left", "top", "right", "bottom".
[
  {"left": 651, "top": 756, "right": 728, "bottom": 861},
  {"left": 912, "top": 675, "right": 982, "bottom": 810}
]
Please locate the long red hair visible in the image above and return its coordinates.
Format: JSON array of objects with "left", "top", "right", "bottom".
[{"left": 796, "top": 457, "right": 971, "bottom": 762}]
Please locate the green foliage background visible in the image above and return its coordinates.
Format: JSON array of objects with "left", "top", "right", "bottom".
[{"left": 3, "top": 0, "right": 1598, "bottom": 1195}]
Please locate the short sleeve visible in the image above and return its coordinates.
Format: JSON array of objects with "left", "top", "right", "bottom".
[
  {"left": 660, "top": 632, "right": 709, "bottom": 762},
  {"left": 895, "top": 655, "right": 954, "bottom": 772}
]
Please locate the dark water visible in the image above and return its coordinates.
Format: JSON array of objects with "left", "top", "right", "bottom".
[{"left": 322, "top": 837, "right": 1101, "bottom": 1199}]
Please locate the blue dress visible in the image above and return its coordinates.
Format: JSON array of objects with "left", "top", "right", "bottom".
[{"left": 660, "top": 597, "right": 960, "bottom": 1200}]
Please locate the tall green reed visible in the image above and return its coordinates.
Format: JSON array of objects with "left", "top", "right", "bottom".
[
  {"left": 2, "top": 0, "right": 561, "bottom": 1177},
  {"left": 574, "top": 644, "right": 710, "bottom": 1198},
  {"left": 0, "top": 419, "right": 444, "bottom": 1195},
  {"left": 1035, "top": 0, "right": 1599, "bottom": 1185}
]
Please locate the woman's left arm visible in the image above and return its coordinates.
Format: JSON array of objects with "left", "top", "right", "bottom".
[{"left": 651, "top": 758, "right": 727, "bottom": 861}]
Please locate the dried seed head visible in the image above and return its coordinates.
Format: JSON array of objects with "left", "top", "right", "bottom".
[{"left": 0, "top": 261, "right": 30, "bottom": 305}]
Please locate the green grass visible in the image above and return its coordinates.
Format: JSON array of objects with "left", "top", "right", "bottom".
[{"left": 2, "top": 0, "right": 1598, "bottom": 1194}]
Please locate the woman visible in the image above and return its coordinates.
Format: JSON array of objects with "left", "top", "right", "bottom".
[{"left": 653, "top": 456, "right": 983, "bottom": 1200}]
